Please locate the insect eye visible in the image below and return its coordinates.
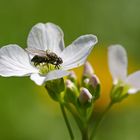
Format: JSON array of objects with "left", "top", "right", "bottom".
[{"left": 58, "top": 57, "right": 63, "bottom": 63}]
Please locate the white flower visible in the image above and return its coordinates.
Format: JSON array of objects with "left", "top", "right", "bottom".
[
  {"left": 108, "top": 44, "right": 140, "bottom": 94},
  {"left": 0, "top": 22, "right": 98, "bottom": 85}
]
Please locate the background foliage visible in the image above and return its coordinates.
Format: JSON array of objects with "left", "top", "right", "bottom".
[{"left": 0, "top": 0, "right": 140, "bottom": 139}]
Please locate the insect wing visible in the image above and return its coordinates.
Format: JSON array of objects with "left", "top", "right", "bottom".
[{"left": 25, "top": 48, "right": 46, "bottom": 57}]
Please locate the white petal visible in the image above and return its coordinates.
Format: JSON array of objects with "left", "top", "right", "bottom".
[
  {"left": 60, "top": 35, "right": 98, "bottom": 70},
  {"left": 30, "top": 73, "right": 46, "bottom": 85},
  {"left": 125, "top": 71, "right": 140, "bottom": 94},
  {"left": 45, "top": 23, "right": 65, "bottom": 54},
  {"left": 27, "top": 23, "right": 64, "bottom": 54},
  {"left": 127, "top": 88, "right": 138, "bottom": 94},
  {"left": 27, "top": 23, "right": 47, "bottom": 51},
  {"left": 0, "top": 45, "right": 38, "bottom": 77},
  {"left": 108, "top": 45, "right": 128, "bottom": 84},
  {"left": 30, "top": 70, "right": 70, "bottom": 85},
  {"left": 44, "top": 70, "right": 70, "bottom": 81}
]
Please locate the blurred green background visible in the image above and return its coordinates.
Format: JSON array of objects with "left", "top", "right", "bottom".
[{"left": 0, "top": 0, "right": 140, "bottom": 139}]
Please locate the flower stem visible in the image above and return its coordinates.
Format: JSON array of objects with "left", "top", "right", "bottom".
[
  {"left": 89, "top": 102, "right": 114, "bottom": 140},
  {"left": 65, "top": 104, "right": 89, "bottom": 140},
  {"left": 60, "top": 103, "right": 74, "bottom": 140},
  {"left": 82, "top": 127, "right": 89, "bottom": 140},
  {"left": 64, "top": 103, "right": 84, "bottom": 133}
]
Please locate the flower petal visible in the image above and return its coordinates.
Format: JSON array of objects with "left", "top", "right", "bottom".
[
  {"left": 108, "top": 45, "right": 128, "bottom": 84},
  {"left": 125, "top": 71, "right": 140, "bottom": 94},
  {"left": 30, "top": 73, "right": 46, "bottom": 85},
  {"left": 27, "top": 23, "right": 47, "bottom": 51},
  {"left": 60, "top": 35, "right": 97, "bottom": 70},
  {"left": 27, "top": 23, "right": 64, "bottom": 55},
  {"left": 30, "top": 70, "right": 70, "bottom": 85},
  {"left": 0, "top": 45, "right": 38, "bottom": 77},
  {"left": 45, "top": 23, "right": 65, "bottom": 54},
  {"left": 45, "top": 70, "right": 70, "bottom": 81}
]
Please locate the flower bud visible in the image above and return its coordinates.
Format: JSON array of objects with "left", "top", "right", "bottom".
[
  {"left": 79, "top": 87, "right": 92, "bottom": 104},
  {"left": 67, "top": 71, "right": 77, "bottom": 83},
  {"left": 88, "top": 74, "right": 100, "bottom": 100},
  {"left": 65, "top": 80, "right": 79, "bottom": 104},
  {"left": 81, "top": 78, "right": 90, "bottom": 89},
  {"left": 84, "top": 78, "right": 90, "bottom": 85},
  {"left": 89, "top": 74, "right": 100, "bottom": 88},
  {"left": 83, "top": 62, "right": 94, "bottom": 77},
  {"left": 66, "top": 79, "right": 74, "bottom": 88}
]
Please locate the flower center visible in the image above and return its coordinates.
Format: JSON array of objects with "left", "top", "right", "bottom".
[{"left": 36, "top": 63, "right": 59, "bottom": 75}]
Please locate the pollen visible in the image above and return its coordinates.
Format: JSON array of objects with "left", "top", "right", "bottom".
[
  {"left": 36, "top": 63, "right": 60, "bottom": 75},
  {"left": 37, "top": 63, "right": 55, "bottom": 75}
]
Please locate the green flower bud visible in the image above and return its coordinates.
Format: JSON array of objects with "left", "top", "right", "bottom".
[
  {"left": 83, "top": 78, "right": 90, "bottom": 87},
  {"left": 64, "top": 80, "right": 79, "bottom": 104},
  {"left": 67, "top": 71, "right": 77, "bottom": 84},
  {"left": 45, "top": 78, "right": 65, "bottom": 101}
]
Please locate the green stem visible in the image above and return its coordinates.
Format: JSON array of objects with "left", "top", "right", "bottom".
[
  {"left": 89, "top": 102, "right": 114, "bottom": 140},
  {"left": 60, "top": 103, "right": 74, "bottom": 140},
  {"left": 82, "top": 127, "right": 89, "bottom": 140},
  {"left": 65, "top": 104, "right": 89, "bottom": 140},
  {"left": 65, "top": 103, "right": 83, "bottom": 133}
]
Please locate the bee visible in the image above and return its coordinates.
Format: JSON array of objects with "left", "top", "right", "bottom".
[{"left": 25, "top": 48, "right": 63, "bottom": 68}]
